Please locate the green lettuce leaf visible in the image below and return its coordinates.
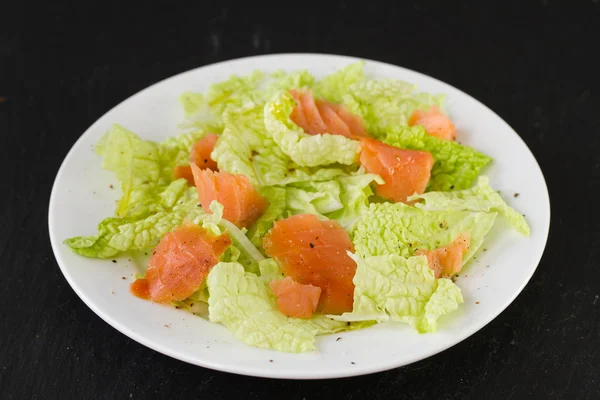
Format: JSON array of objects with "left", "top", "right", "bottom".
[
  {"left": 189, "top": 200, "right": 265, "bottom": 273},
  {"left": 285, "top": 180, "right": 343, "bottom": 218},
  {"left": 178, "top": 92, "right": 223, "bottom": 133},
  {"left": 212, "top": 102, "right": 357, "bottom": 187},
  {"left": 264, "top": 91, "right": 361, "bottom": 167},
  {"left": 172, "top": 282, "right": 210, "bottom": 317},
  {"left": 95, "top": 124, "right": 161, "bottom": 216},
  {"left": 220, "top": 218, "right": 265, "bottom": 274},
  {"left": 408, "top": 176, "right": 529, "bottom": 236},
  {"left": 282, "top": 172, "right": 383, "bottom": 230},
  {"left": 93, "top": 124, "right": 208, "bottom": 218},
  {"left": 211, "top": 103, "right": 289, "bottom": 186},
  {"left": 64, "top": 192, "right": 229, "bottom": 259},
  {"left": 258, "top": 258, "right": 285, "bottom": 281},
  {"left": 179, "top": 70, "right": 265, "bottom": 132},
  {"left": 246, "top": 186, "right": 287, "bottom": 248},
  {"left": 281, "top": 165, "right": 352, "bottom": 185},
  {"left": 327, "top": 173, "right": 383, "bottom": 231},
  {"left": 64, "top": 182, "right": 205, "bottom": 258},
  {"left": 206, "top": 262, "right": 363, "bottom": 353},
  {"left": 351, "top": 202, "right": 497, "bottom": 263},
  {"left": 179, "top": 69, "right": 316, "bottom": 134},
  {"left": 158, "top": 129, "right": 207, "bottom": 176},
  {"left": 204, "top": 70, "right": 265, "bottom": 112},
  {"left": 313, "top": 61, "right": 365, "bottom": 103},
  {"left": 342, "top": 79, "right": 445, "bottom": 138},
  {"left": 331, "top": 253, "right": 462, "bottom": 333},
  {"left": 264, "top": 70, "right": 315, "bottom": 99},
  {"left": 383, "top": 125, "right": 492, "bottom": 191},
  {"left": 244, "top": 173, "right": 381, "bottom": 249},
  {"left": 191, "top": 200, "right": 225, "bottom": 236}
]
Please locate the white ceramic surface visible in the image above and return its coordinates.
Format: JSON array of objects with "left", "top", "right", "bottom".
[{"left": 48, "top": 54, "right": 550, "bottom": 379}]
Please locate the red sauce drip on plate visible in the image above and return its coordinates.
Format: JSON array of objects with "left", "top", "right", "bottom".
[{"left": 130, "top": 278, "right": 150, "bottom": 300}]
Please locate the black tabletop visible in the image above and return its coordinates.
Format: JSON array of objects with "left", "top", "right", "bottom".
[{"left": 1, "top": 1, "right": 599, "bottom": 399}]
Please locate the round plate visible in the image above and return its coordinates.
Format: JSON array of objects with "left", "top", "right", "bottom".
[{"left": 48, "top": 54, "right": 550, "bottom": 379}]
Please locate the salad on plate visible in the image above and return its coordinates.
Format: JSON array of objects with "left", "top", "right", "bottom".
[{"left": 64, "top": 62, "right": 529, "bottom": 353}]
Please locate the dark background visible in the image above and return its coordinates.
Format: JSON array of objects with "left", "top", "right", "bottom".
[{"left": 1, "top": 1, "right": 599, "bottom": 399}]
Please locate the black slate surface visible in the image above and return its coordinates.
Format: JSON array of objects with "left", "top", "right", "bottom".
[{"left": 1, "top": 1, "right": 599, "bottom": 399}]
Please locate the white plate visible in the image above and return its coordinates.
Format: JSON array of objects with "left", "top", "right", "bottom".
[{"left": 48, "top": 54, "right": 550, "bottom": 379}]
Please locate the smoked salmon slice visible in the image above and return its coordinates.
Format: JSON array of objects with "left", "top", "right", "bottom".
[
  {"left": 173, "top": 133, "right": 219, "bottom": 185},
  {"left": 173, "top": 165, "right": 195, "bottom": 185},
  {"left": 359, "top": 137, "right": 434, "bottom": 203},
  {"left": 289, "top": 90, "right": 368, "bottom": 139},
  {"left": 416, "top": 232, "right": 470, "bottom": 278},
  {"left": 270, "top": 277, "right": 322, "bottom": 319},
  {"left": 316, "top": 100, "right": 353, "bottom": 138},
  {"left": 409, "top": 105, "right": 457, "bottom": 141},
  {"left": 191, "top": 164, "right": 268, "bottom": 228},
  {"left": 333, "top": 103, "right": 368, "bottom": 138},
  {"left": 131, "top": 223, "right": 231, "bottom": 303},
  {"left": 263, "top": 214, "right": 357, "bottom": 315},
  {"left": 190, "top": 133, "right": 219, "bottom": 170}
]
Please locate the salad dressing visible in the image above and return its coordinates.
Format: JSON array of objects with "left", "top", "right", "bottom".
[{"left": 130, "top": 278, "right": 150, "bottom": 300}]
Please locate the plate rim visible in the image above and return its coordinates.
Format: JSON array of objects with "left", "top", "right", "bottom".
[{"left": 48, "top": 53, "right": 551, "bottom": 379}]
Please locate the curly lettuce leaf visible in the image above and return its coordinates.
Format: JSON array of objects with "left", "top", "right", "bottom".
[
  {"left": 327, "top": 173, "right": 383, "bottom": 231},
  {"left": 211, "top": 103, "right": 290, "bottom": 186},
  {"left": 179, "top": 69, "right": 316, "bottom": 134},
  {"left": 206, "top": 262, "right": 363, "bottom": 353},
  {"left": 342, "top": 79, "right": 445, "bottom": 138},
  {"left": 258, "top": 258, "right": 285, "bottom": 281},
  {"left": 191, "top": 200, "right": 265, "bottom": 273},
  {"left": 313, "top": 61, "right": 365, "bottom": 103},
  {"left": 351, "top": 202, "right": 497, "bottom": 263},
  {"left": 220, "top": 218, "right": 264, "bottom": 274},
  {"left": 93, "top": 124, "right": 208, "bottom": 218},
  {"left": 244, "top": 172, "right": 381, "bottom": 249},
  {"left": 179, "top": 70, "right": 265, "bottom": 132},
  {"left": 280, "top": 172, "right": 382, "bottom": 231},
  {"left": 178, "top": 92, "right": 223, "bottom": 133},
  {"left": 172, "top": 282, "right": 210, "bottom": 317},
  {"left": 285, "top": 180, "right": 343, "bottom": 218},
  {"left": 287, "top": 172, "right": 381, "bottom": 216},
  {"left": 264, "top": 91, "right": 361, "bottom": 167},
  {"left": 95, "top": 124, "right": 160, "bottom": 183},
  {"left": 212, "top": 102, "right": 357, "bottom": 186},
  {"left": 383, "top": 125, "right": 492, "bottom": 191},
  {"left": 64, "top": 191, "right": 228, "bottom": 259},
  {"left": 95, "top": 124, "right": 162, "bottom": 216},
  {"left": 264, "top": 70, "right": 315, "bottom": 99},
  {"left": 409, "top": 176, "right": 529, "bottom": 236},
  {"left": 159, "top": 129, "right": 207, "bottom": 176},
  {"left": 330, "top": 253, "right": 463, "bottom": 333},
  {"left": 64, "top": 182, "right": 205, "bottom": 258},
  {"left": 247, "top": 186, "right": 287, "bottom": 248}
]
